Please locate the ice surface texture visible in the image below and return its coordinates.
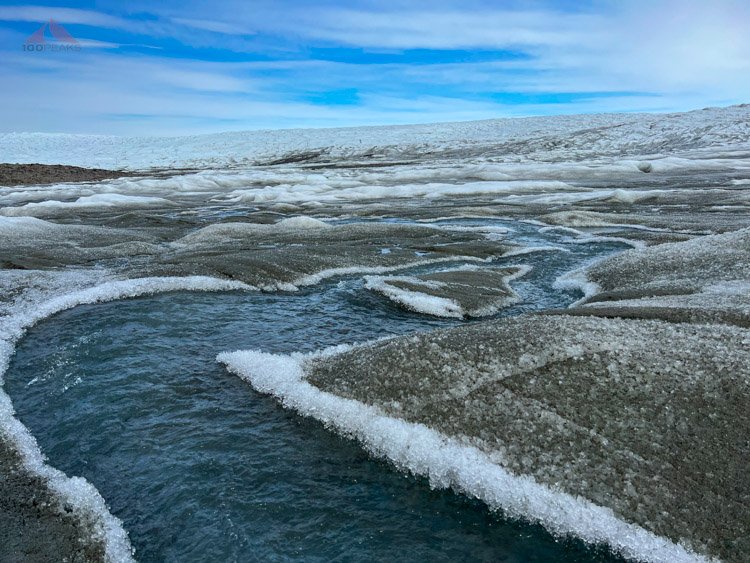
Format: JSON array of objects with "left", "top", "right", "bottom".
[
  {"left": 573, "top": 227, "right": 750, "bottom": 327},
  {"left": 365, "top": 266, "right": 529, "bottom": 318},
  {"left": 2, "top": 105, "right": 749, "bottom": 170},
  {"left": 295, "top": 315, "right": 749, "bottom": 562},
  {"left": 2, "top": 104, "right": 749, "bottom": 561}
]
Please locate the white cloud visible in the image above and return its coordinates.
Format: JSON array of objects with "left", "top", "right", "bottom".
[
  {"left": 289, "top": 8, "right": 605, "bottom": 50},
  {"left": 0, "top": 1, "right": 747, "bottom": 134},
  {"left": 170, "top": 17, "right": 255, "bottom": 35},
  {"left": 0, "top": 5, "right": 130, "bottom": 29},
  {"left": 73, "top": 38, "right": 121, "bottom": 49}
]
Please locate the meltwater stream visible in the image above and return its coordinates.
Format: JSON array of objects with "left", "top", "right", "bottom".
[{"left": 6, "top": 230, "right": 629, "bottom": 562}]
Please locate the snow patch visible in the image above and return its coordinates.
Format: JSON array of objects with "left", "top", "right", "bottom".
[
  {"left": 1, "top": 194, "right": 175, "bottom": 217},
  {"left": 364, "top": 276, "right": 464, "bottom": 318},
  {"left": 554, "top": 267, "right": 602, "bottom": 306}
]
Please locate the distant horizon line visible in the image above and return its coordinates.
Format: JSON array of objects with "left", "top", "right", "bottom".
[{"left": 3, "top": 102, "right": 747, "bottom": 139}]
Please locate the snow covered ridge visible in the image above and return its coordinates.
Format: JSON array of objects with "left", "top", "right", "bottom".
[
  {"left": 1, "top": 105, "right": 749, "bottom": 170},
  {"left": 0, "top": 194, "right": 176, "bottom": 217},
  {"left": 217, "top": 348, "right": 710, "bottom": 563}
]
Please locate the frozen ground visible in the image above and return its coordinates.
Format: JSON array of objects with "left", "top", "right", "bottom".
[{"left": 1, "top": 105, "right": 749, "bottom": 562}]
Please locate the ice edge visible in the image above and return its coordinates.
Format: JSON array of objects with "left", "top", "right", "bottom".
[
  {"left": 217, "top": 348, "right": 711, "bottom": 563},
  {"left": 0, "top": 276, "right": 254, "bottom": 563}
]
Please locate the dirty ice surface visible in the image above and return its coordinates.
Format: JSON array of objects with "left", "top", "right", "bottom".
[{"left": 1, "top": 105, "right": 749, "bottom": 562}]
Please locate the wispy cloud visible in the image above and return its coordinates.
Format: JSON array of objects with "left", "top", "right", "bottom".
[
  {"left": 0, "top": 0, "right": 747, "bottom": 134},
  {"left": 287, "top": 8, "right": 605, "bottom": 50},
  {"left": 170, "top": 17, "right": 255, "bottom": 36},
  {"left": 0, "top": 5, "right": 130, "bottom": 29}
]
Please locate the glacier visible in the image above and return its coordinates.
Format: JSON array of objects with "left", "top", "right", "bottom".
[{"left": 1, "top": 105, "right": 749, "bottom": 562}]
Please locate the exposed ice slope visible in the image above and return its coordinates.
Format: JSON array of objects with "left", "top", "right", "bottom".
[
  {"left": 570, "top": 227, "right": 750, "bottom": 326},
  {"left": 365, "top": 266, "right": 529, "bottom": 318},
  {"left": 0, "top": 216, "right": 515, "bottom": 288},
  {"left": 585, "top": 227, "right": 750, "bottom": 296},
  {"left": 275, "top": 315, "right": 749, "bottom": 562},
  {"left": 2, "top": 105, "right": 749, "bottom": 170}
]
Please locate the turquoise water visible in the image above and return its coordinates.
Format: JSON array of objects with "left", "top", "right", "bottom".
[{"left": 6, "top": 228, "right": 628, "bottom": 562}]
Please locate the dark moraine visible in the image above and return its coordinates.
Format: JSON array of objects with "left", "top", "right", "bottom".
[{"left": 0, "top": 164, "right": 134, "bottom": 186}]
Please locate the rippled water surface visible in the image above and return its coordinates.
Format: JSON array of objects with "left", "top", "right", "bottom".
[{"left": 7, "top": 225, "right": 628, "bottom": 561}]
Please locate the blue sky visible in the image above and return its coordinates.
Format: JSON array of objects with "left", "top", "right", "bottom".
[{"left": 0, "top": 0, "right": 748, "bottom": 135}]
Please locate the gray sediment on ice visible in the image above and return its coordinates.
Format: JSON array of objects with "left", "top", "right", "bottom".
[
  {"left": 0, "top": 216, "right": 511, "bottom": 288},
  {"left": 366, "top": 266, "right": 526, "bottom": 318},
  {"left": 572, "top": 227, "right": 750, "bottom": 327},
  {"left": 2, "top": 106, "right": 749, "bottom": 560},
  {"left": 158, "top": 221, "right": 510, "bottom": 288},
  {"left": 306, "top": 314, "right": 750, "bottom": 562},
  {"left": 0, "top": 435, "right": 106, "bottom": 562},
  {"left": 584, "top": 227, "right": 750, "bottom": 296},
  {"left": 538, "top": 209, "right": 748, "bottom": 236}
]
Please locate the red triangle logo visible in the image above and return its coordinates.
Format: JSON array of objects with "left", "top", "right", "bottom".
[{"left": 25, "top": 19, "right": 79, "bottom": 45}]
